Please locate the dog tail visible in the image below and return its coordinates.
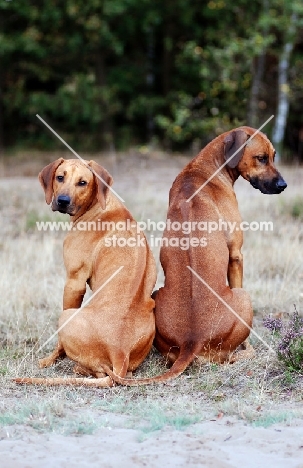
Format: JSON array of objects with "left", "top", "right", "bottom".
[
  {"left": 13, "top": 343, "right": 198, "bottom": 387},
  {"left": 102, "top": 342, "right": 200, "bottom": 386},
  {"left": 13, "top": 376, "right": 115, "bottom": 387}
]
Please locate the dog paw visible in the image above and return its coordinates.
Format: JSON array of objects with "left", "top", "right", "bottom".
[{"left": 38, "top": 357, "right": 55, "bottom": 368}]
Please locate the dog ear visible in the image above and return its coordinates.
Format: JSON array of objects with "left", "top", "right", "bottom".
[
  {"left": 38, "top": 158, "right": 64, "bottom": 204},
  {"left": 88, "top": 160, "right": 113, "bottom": 210},
  {"left": 224, "top": 130, "right": 248, "bottom": 168}
]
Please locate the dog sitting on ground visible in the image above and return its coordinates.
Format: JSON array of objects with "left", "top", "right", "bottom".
[
  {"left": 100, "top": 127, "right": 287, "bottom": 385},
  {"left": 15, "top": 158, "right": 156, "bottom": 387}
]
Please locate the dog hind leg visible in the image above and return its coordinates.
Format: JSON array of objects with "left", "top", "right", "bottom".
[{"left": 73, "top": 364, "right": 107, "bottom": 377}]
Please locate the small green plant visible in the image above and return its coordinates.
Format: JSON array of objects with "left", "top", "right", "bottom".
[
  {"left": 0, "top": 402, "right": 102, "bottom": 435},
  {"left": 263, "top": 306, "right": 303, "bottom": 372},
  {"left": 253, "top": 412, "right": 295, "bottom": 428},
  {"left": 283, "top": 369, "right": 296, "bottom": 385},
  {"left": 25, "top": 210, "right": 67, "bottom": 231},
  {"left": 140, "top": 413, "right": 199, "bottom": 435},
  {"left": 63, "top": 420, "right": 99, "bottom": 436},
  {"left": 290, "top": 198, "right": 303, "bottom": 219},
  {"left": 25, "top": 211, "right": 50, "bottom": 231},
  {"left": 281, "top": 197, "right": 303, "bottom": 220},
  {"left": 0, "top": 367, "right": 8, "bottom": 376}
]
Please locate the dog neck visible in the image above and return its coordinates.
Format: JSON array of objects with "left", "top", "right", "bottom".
[
  {"left": 70, "top": 200, "right": 100, "bottom": 225},
  {"left": 190, "top": 139, "right": 240, "bottom": 192},
  {"left": 70, "top": 192, "right": 130, "bottom": 226},
  {"left": 224, "top": 165, "right": 240, "bottom": 186}
]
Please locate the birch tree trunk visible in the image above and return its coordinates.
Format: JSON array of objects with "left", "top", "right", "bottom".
[
  {"left": 272, "top": 13, "right": 297, "bottom": 161},
  {"left": 247, "top": 0, "right": 268, "bottom": 128}
]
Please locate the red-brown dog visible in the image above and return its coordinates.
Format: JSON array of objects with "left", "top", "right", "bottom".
[
  {"left": 101, "top": 127, "right": 287, "bottom": 385},
  {"left": 15, "top": 158, "right": 156, "bottom": 386}
]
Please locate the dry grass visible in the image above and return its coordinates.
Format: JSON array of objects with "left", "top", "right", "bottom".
[{"left": 1, "top": 151, "right": 303, "bottom": 435}]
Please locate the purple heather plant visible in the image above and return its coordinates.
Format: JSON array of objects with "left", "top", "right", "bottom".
[{"left": 263, "top": 306, "right": 303, "bottom": 372}]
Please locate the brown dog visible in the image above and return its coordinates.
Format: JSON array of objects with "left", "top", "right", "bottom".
[
  {"left": 15, "top": 158, "right": 156, "bottom": 387},
  {"left": 99, "top": 126, "right": 287, "bottom": 385},
  {"left": 153, "top": 127, "right": 287, "bottom": 371}
]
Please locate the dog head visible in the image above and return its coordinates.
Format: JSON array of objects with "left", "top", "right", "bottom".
[
  {"left": 223, "top": 127, "right": 287, "bottom": 194},
  {"left": 38, "top": 158, "right": 113, "bottom": 215}
]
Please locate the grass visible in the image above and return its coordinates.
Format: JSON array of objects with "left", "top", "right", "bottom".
[
  {"left": 1, "top": 154, "right": 303, "bottom": 437},
  {"left": 93, "top": 396, "right": 201, "bottom": 439},
  {"left": 25, "top": 210, "right": 68, "bottom": 231},
  {"left": 0, "top": 400, "right": 102, "bottom": 435},
  {"left": 252, "top": 412, "right": 298, "bottom": 428},
  {"left": 279, "top": 195, "right": 303, "bottom": 220}
]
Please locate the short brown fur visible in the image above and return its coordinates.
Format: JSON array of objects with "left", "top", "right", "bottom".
[
  {"left": 99, "top": 126, "right": 287, "bottom": 385},
  {"left": 15, "top": 159, "right": 156, "bottom": 387},
  {"left": 152, "top": 127, "right": 287, "bottom": 377}
]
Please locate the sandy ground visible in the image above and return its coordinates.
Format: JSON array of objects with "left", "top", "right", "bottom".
[{"left": 1, "top": 415, "right": 303, "bottom": 467}]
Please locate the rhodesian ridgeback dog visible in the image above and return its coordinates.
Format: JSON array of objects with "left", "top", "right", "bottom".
[
  {"left": 100, "top": 126, "right": 287, "bottom": 385},
  {"left": 15, "top": 158, "right": 156, "bottom": 387}
]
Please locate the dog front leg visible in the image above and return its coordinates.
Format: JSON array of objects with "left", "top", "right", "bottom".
[
  {"left": 63, "top": 276, "right": 87, "bottom": 309},
  {"left": 39, "top": 340, "right": 65, "bottom": 368},
  {"left": 227, "top": 249, "right": 243, "bottom": 288}
]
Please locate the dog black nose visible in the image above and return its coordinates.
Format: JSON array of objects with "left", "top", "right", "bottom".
[
  {"left": 276, "top": 179, "right": 287, "bottom": 191},
  {"left": 57, "top": 195, "right": 71, "bottom": 206}
]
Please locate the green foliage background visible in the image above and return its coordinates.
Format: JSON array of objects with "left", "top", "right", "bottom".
[{"left": 1, "top": 0, "right": 303, "bottom": 155}]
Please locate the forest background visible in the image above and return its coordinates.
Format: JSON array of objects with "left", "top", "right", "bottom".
[{"left": 1, "top": 0, "right": 303, "bottom": 160}]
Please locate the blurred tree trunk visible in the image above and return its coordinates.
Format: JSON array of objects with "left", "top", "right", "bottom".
[
  {"left": 146, "top": 27, "right": 155, "bottom": 142},
  {"left": 0, "top": 79, "right": 3, "bottom": 176},
  {"left": 0, "top": 91, "right": 3, "bottom": 177},
  {"left": 95, "top": 49, "right": 106, "bottom": 89},
  {"left": 247, "top": 52, "right": 266, "bottom": 128},
  {"left": 95, "top": 50, "right": 113, "bottom": 148},
  {"left": 247, "top": 0, "right": 269, "bottom": 128},
  {"left": 0, "top": 48, "right": 3, "bottom": 156},
  {"left": 0, "top": 13, "right": 4, "bottom": 157},
  {"left": 272, "top": 13, "right": 297, "bottom": 161},
  {"left": 162, "top": 16, "right": 174, "bottom": 96},
  {"left": 0, "top": 95, "right": 3, "bottom": 156}
]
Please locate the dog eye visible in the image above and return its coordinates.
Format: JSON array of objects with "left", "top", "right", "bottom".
[
  {"left": 257, "top": 156, "right": 268, "bottom": 164},
  {"left": 56, "top": 175, "right": 64, "bottom": 182},
  {"left": 78, "top": 180, "right": 87, "bottom": 186}
]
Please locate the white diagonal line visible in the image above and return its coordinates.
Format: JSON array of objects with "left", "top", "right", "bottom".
[
  {"left": 36, "top": 114, "right": 125, "bottom": 203},
  {"left": 186, "top": 115, "right": 274, "bottom": 202},
  {"left": 187, "top": 266, "right": 275, "bottom": 353},
  {"left": 35, "top": 266, "right": 124, "bottom": 354}
]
